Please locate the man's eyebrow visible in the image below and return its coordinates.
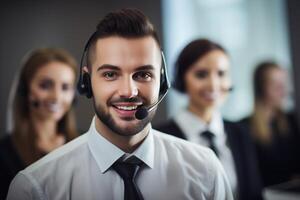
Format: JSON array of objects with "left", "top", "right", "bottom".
[
  {"left": 135, "top": 65, "right": 155, "bottom": 71},
  {"left": 96, "top": 64, "right": 156, "bottom": 72},
  {"left": 97, "top": 64, "right": 120, "bottom": 71}
]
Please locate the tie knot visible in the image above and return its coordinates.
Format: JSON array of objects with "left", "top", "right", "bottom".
[
  {"left": 200, "top": 130, "right": 219, "bottom": 157},
  {"left": 201, "top": 130, "right": 215, "bottom": 140},
  {"left": 112, "top": 161, "right": 141, "bottom": 181}
]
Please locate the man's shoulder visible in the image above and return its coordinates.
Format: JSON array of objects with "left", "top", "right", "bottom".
[
  {"left": 153, "top": 128, "right": 209, "bottom": 149},
  {"left": 152, "top": 129, "right": 219, "bottom": 167},
  {"left": 7, "top": 133, "right": 91, "bottom": 199},
  {"left": 151, "top": 129, "right": 228, "bottom": 192},
  {"left": 23, "top": 133, "right": 89, "bottom": 175}
]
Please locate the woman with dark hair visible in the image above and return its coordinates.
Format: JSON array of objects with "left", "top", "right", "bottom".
[
  {"left": 0, "top": 48, "right": 78, "bottom": 199},
  {"left": 240, "top": 61, "right": 300, "bottom": 187},
  {"left": 156, "top": 39, "right": 262, "bottom": 200}
]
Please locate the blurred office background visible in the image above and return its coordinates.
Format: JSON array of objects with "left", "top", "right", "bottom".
[
  {"left": 0, "top": 0, "right": 299, "bottom": 135},
  {"left": 163, "top": 0, "right": 292, "bottom": 120}
]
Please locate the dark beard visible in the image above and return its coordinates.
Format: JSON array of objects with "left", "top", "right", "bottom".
[{"left": 93, "top": 98, "right": 155, "bottom": 136}]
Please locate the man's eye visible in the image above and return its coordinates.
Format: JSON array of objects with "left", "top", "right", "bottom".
[
  {"left": 103, "top": 71, "right": 118, "bottom": 80},
  {"left": 134, "top": 71, "right": 152, "bottom": 81}
]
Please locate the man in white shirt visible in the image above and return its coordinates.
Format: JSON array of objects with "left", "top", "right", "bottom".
[{"left": 7, "top": 8, "right": 233, "bottom": 200}]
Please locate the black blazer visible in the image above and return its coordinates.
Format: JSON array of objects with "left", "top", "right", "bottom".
[
  {"left": 155, "top": 119, "right": 263, "bottom": 200},
  {"left": 0, "top": 135, "right": 25, "bottom": 200},
  {"left": 240, "top": 113, "right": 300, "bottom": 187}
]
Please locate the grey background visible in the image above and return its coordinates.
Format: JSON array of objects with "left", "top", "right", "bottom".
[{"left": 287, "top": 0, "right": 300, "bottom": 125}]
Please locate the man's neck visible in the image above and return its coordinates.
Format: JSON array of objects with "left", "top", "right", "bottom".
[{"left": 94, "top": 117, "right": 150, "bottom": 153}]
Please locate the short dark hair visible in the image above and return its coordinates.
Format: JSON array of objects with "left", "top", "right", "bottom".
[
  {"left": 253, "top": 61, "right": 281, "bottom": 100},
  {"left": 86, "top": 8, "right": 161, "bottom": 67},
  {"left": 173, "top": 39, "right": 226, "bottom": 93}
]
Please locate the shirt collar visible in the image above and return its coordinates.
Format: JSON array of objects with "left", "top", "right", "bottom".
[
  {"left": 174, "top": 109, "right": 225, "bottom": 138},
  {"left": 87, "top": 116, "right": 155, "bottom": 173}
]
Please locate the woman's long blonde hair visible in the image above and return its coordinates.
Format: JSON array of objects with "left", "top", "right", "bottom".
[
  {"left": 12, "top": 48, "right": 78, "bottom": 165},
  {"left": 250, "top": 62, "right": 289, "bottom": 145}
]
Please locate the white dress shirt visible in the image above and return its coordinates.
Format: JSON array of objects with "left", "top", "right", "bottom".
[
  {"left": 7, "top": 117, "right": 233, "bottom": 200},
  {"left": 174, "top": 109, "right": 238, "bottom": 196}
]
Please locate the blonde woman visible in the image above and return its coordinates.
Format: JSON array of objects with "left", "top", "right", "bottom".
[
  {"left": 0, "top": 48, "right": 78, "bottom": 199},
  {"left": 240, "top": 61, "right": 300, "bottom": 187}
]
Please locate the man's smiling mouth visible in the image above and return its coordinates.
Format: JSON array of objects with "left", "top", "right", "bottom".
[{"left": 113, "top": 105, "right": 138, "bottom": 111}]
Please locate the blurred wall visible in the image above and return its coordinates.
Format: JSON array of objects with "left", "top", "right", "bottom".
[
  {"left": 0, "top": 0, "right": 165, "bottom": 136},
  {"left": 287, "top": 0, "right": 300, "bottom": 125}
]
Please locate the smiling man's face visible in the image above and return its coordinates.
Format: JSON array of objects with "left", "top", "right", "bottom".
[{"left": 88, "top": 36, "right": 161, "bottom": 136}]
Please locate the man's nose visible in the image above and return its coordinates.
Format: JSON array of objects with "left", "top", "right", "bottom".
[{"left": 118, "top": 77, "right": 138, "bottom": 98}]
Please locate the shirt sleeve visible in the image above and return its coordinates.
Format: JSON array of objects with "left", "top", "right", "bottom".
[
  {"left": 6, "top": 172, "right": 43, "bottom": 200},
  {"left": 211, "top": 153, "right": 234, "bottom": 200}
]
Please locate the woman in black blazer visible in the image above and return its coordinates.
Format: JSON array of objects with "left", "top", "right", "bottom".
[{"left": 156, "top": 39, "right": 262, "bottom": 200}]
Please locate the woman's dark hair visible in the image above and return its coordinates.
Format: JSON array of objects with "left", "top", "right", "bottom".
[{"left": 173, "top": 39, "right": 226, "bottom": 93}]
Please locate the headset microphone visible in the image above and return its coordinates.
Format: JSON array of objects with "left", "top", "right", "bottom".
[
  {"left": 31, "top": 100, "right": 40, "bottom": 108},
  {"left": 227, "top": 86, "right": 234, "bottom": 92},
  {"left": 221, "top": 86, "right": 234, "bottom": 92},
  {"left": 135, "top": 52, "right": 170, "bottom": 120},
  {"left": 135, "top": 91, "right": 168, "bottom": 120}
]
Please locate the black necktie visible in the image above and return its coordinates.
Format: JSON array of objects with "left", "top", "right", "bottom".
[
  {"left": 201, "top": 130, "right": 219, "bottom": 157},
  {"left": 112, "top": 160, "right": 144, "bottom": 200}
]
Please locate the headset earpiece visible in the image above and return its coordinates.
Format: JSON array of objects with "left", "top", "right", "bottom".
[
  {"left": 79, "top": 72, "right": 93, "bottom": 98},
  {"left": 16, "top": 75, "right": 28, "bottom": 97},
  {"left": 18, "top": 83, "right": 27, "bottom": 97},
  {"left": 159, "top": 51, "right": 170, "bottom": 96},
  {"left": 77, "top": 36, "right": 94, "bottom": 98}
]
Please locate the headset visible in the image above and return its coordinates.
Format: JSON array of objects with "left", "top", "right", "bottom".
[{"left": 77, "top": 32, "right": 170, "bottom": 100}]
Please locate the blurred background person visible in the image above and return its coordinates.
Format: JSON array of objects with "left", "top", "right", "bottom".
[
  {"left": 156, "top": 39, "right": 262, "bottom": 200},
  {"left": 240, "top": 61, "right": 300, "bottom": 187},
  {"left": 0, "top": 48, "right": 79, "bottom": 199}
]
